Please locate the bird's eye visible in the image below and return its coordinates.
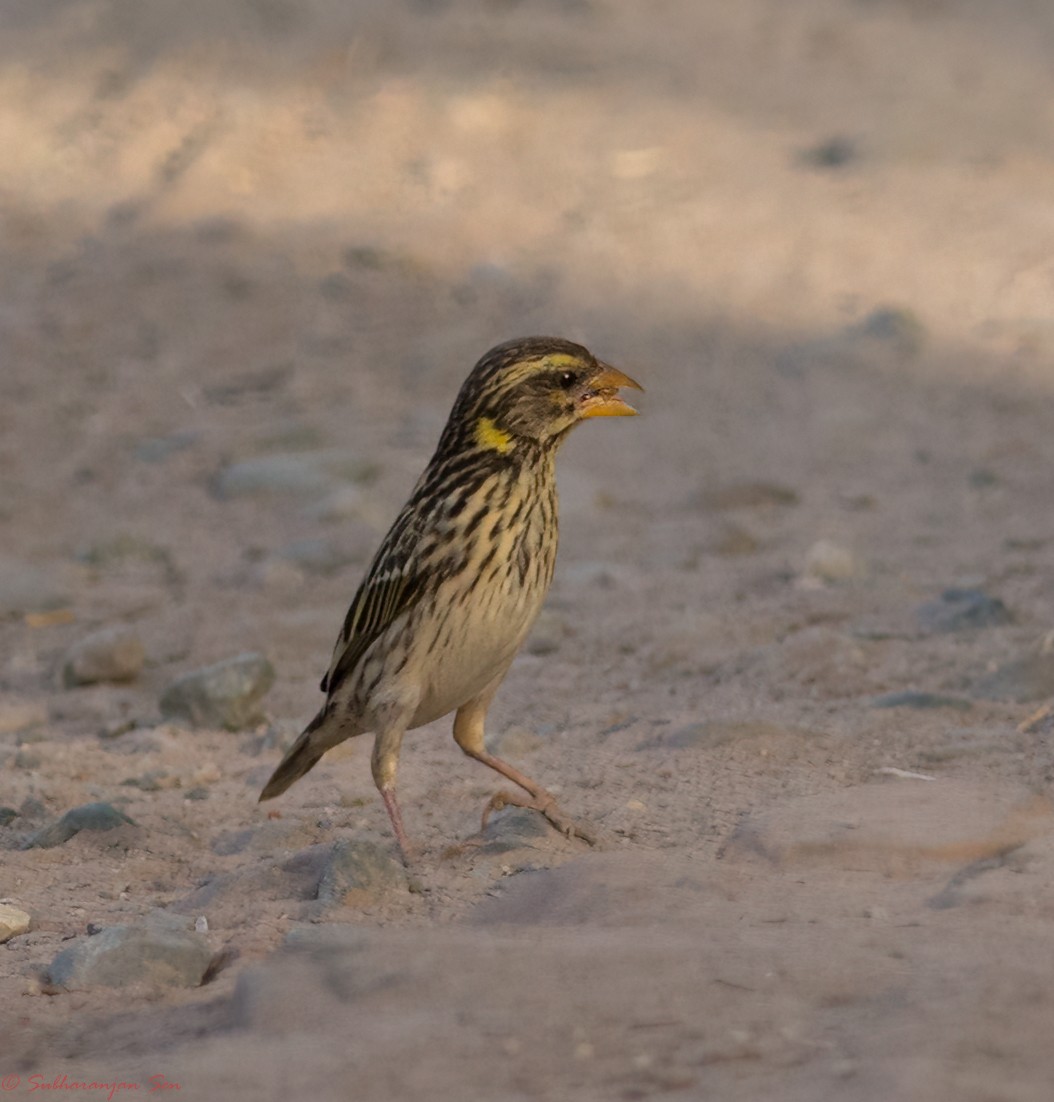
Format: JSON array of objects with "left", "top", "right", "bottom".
[{"left": 558, "top": 370, "right": 578, "bottom": 389}]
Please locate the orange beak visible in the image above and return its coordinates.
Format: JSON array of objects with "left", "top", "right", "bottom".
[{"left": 577, "top": 363, "right": 644, "bottom": 419}]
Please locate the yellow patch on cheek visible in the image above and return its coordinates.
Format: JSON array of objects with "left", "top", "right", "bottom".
[{"left": 474, "top": 416, "right": 515, "bottom": 453}]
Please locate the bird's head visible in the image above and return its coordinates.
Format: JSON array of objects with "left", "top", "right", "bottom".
[{"left": 449, "top": 336, "right": 643, "bottom": 454}]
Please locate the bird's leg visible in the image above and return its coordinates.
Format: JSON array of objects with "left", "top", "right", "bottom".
[
  {"left": 452, "top": 695, "right": 598, "bottom": 846},
  {"left": 371, "top": 724, "right": 415, "bottom": 863}
]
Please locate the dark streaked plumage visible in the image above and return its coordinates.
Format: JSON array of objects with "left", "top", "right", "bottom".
[{"left": 259, "top": 336, "right": 642, "bottom": 860}]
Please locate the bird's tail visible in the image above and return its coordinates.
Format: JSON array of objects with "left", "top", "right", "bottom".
[{"left": 258, "top": 708, "right": 330, "bottom": 801}]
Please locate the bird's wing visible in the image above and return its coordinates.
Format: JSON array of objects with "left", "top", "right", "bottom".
[{"left": 319, "top": 508, "right": 430, "bottom": 697}]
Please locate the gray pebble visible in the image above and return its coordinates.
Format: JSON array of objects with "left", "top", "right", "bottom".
[
  {"left": 159, "top": 652, "right": 275, "bottom": 730},
  {"left": 916, "top": 588, "right": 1012, "bottom": 634},
  {"left": 475, "top": 808, "right": 551, "bottom": 855},
  {"left": 871, "top": 691, "right": 973, "bottom": 711},
  {"left": 316, "top": 838, "right": 408, "bottom": 905},
  {"left": 850, "top": 306, "right": 927, "bottom": 358},
  {"left": 62, "top": 625, "right": 145, "bottom": 687},
  {"left": 25, "top": 802, "right": 136, "bottom": 849},
  {"left": 47, "top": 924, "right": 213, "bottom": 989}
]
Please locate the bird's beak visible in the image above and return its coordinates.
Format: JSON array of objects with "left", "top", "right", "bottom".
[{"left": 577, "top": 363, "right": 644, "bottom": 419}]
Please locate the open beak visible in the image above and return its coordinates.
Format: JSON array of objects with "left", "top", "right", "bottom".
[{"left": 577, "top": 363, "right": 644, "bottom": 419}]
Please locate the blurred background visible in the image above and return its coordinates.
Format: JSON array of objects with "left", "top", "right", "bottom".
[{"left": 4, "top": 0, "right": 1054, "bottom": 620}]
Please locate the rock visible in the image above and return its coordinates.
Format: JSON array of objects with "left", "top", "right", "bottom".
[
  {"left": 47, "top": 924, "right": 213, "bottom": 989},
  {"left": 804, "top": 540, "right": 862, "bottom": 582},
  {"left": 159, "top": 652, "right": 275, "bottom": 730},
  {"left": 871, "top": 691, "right": 972, "bottom": 711},
  {"left": 25, "top": 802, "right": 136, "bottom": 849},
  {"left": 972, "top": 650, "right": 1054, "bottom": 704},
  {"left": 916, "top": 588, "right": 1013, "bottom": 634},
  {"left": 213, "top": 450, "right": 374, "bottom": 501},
  {"left": 62, "top": 625, "right": 145, "bottom": 686},
  {"left": 912, "top": 590, "right": 1014, "bottom": 634},
  {"left": 473, "top": 808, "right": 551, "bottom": 855},
  {"left": 799, "top": 134, "right": 859, "bottom": 169},
  {"left": 316, "top": 838, "right": 408, "bottom": 905},
  {"left": 0, "top": 697, "right": 49, "bottom": 735},
  {"left": 849, "top": 306, "right": 927, "bottom": 359},
  {"left": 0, "top": 903, "right": 31, "bottom": 942},
  {"left": 0, "top": 807, "right": 18, "bottom": 826},
  {"left": 171, "top": 843, "right": 333, "bottom": 918}
]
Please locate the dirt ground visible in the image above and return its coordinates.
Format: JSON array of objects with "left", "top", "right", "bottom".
[{"left": 3, "top": 1, "right": 1054, "bottom": 1099}]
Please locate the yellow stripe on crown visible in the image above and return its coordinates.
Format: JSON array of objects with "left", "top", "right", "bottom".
[{"left": 474, "top": 416, "right": 515, "bottom": 454}]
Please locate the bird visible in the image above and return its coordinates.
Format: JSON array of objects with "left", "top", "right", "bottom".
[{"left": 259, "top": 336, "right": 642, "bottom": 860}]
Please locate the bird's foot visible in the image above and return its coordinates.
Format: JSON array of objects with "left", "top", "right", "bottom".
[{"left": 481, "top": 788, "right": 600, "bottom": 846}]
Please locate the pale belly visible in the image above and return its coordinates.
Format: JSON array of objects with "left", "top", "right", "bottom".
[{"left": 407, "top": 578, "right": 542, "bottom": 727}]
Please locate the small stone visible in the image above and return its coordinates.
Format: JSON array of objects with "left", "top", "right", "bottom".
[
  {"left": 916, "top": 588, "right": 1012, "bottom": 634},
  {"left": 804, "top": 540, "right": 862, "bottom": 582},
  {"left": 62, "top": 625, "right": 145, "bottom": 686},
  {"left": 850, "top": 306, "right": 927, "bottom": 358},
  {"left": 316, "top": 839, "right": 408, "bottom": 905},
  {"left": 972, "top": 650, "right": 1054, "bottom": 704},
  {"left": 25, "top": 802, "right": 135, "bottom": 849},
  {"left": 475, "top": 808, "right": 551, "bottom": 854},
  {"left": 47, "top": 924, "right": 213, "bottom": 989},
  {"left": 0, "top": 807, "right": 18, "bottom": 826},
  {"left": 159, "top": 652, "right": 275, "bottom": 730},
  {"left": 871, "top": 691, "right": 973, "bottom": 711},
  {"left": 0, "top": 903, "right": 32, "bottom": 942},
  {"left": 194, "top": 916, "right": 209, "bottom": 934},
  {"left": 799, "top": 135, "right": 859, "bottom": 169}
]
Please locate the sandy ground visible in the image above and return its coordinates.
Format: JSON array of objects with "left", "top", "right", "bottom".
[{"left": 3, "top": 1, "right": 1054, "bottom": 1098}]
